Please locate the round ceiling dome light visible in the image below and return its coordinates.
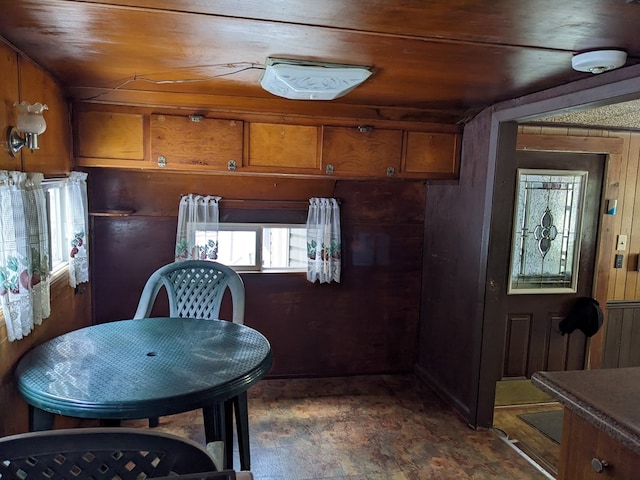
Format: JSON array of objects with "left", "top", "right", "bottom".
[{"left": 571, "top": 49, "right": 627, "bottom": 74}]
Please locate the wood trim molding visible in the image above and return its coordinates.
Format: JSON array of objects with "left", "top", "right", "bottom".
[
  {"left": 606, "top": 300, "right": 640, "bottom": 309},
  {"left": 517, "top": 134, "right": 624, "bottom": 154}
]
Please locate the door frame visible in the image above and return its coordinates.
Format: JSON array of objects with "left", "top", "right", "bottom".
[{"left": 470, "top": 70, "right": 638, "bottom": 428}]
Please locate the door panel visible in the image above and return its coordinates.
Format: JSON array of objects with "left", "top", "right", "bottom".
[
  {"left": 504, "top": 314, "right": 531, "bottom": 376},
  {"left": 500, "top": 151, "right": 604, "bottom": 378}
]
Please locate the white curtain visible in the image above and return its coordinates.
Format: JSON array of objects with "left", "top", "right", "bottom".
[
  {"left": 175, "top": 194, "right": 221, "bottom": 261},
  {"left": 0, "top": 171, "right": 51, "bottom": 341},
  {"left": 65, "top": 171, "right": 89, "bottom": 288},
  {"left": 306, "top": 198, "right": 341, "bottom": 284}
]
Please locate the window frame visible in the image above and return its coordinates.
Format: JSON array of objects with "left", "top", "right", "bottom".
[
  {"left": 42, "top": 180, "right": 70, "bottom": 275},
  {"left": 192, "top": 222, "right": 307, "bottom": 273}
]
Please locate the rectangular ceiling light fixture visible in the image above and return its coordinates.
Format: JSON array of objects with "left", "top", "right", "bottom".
[{"left": 260, "top": 58, "right": 372, "bottom": 100}]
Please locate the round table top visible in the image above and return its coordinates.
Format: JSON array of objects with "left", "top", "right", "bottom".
[{"left": 16, "top": 317, "right": 272, "bottom": 419}]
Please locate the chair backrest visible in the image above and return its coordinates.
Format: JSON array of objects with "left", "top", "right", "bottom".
[
  {"left": 0, "top": 427, "right": 218, "bottom": 479},
  {"left": 134, "top": 260, "right": 245, "bottom": 323}
]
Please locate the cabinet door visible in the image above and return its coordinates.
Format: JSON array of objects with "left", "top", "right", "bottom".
[
  {"left": 403, "top": 131, "right": 460, "bottom": 179},
  {"left": 248, "top": 123, "right": 319, "bottom": 172},
  {"left": 151, "top": 115, "right": 243, "bottom": 171},
  {"left": 321, "top": 126, "right": 402, "bottom": 177},
  {"left": 75, "top": 110, "right": 145, "bottom": 163},
  {"left": 559, "top": 409, "right": 640, "bottom": 479}
]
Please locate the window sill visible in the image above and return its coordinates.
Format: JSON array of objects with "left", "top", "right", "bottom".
[{"left": 50, "top": 264, "right": 70, "bottom": 287}]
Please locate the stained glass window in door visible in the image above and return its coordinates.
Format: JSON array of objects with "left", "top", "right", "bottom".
[{"left": 508, "top": 169, "right": 587, "bottom": 294}]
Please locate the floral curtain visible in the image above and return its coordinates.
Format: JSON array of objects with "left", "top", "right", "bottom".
[
  {"left": 65, "top": 171, "right": 89, "bottom": 288},
  {"left": 306, "top": 197, "right": 341, "bottom": 284},
  {"left": 175, "top": 194, "right": 221, "bottom": 261},
  {"left": 0, "top": 171, "right": 51, "bottom": 341}
]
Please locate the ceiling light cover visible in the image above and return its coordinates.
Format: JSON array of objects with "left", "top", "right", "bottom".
[
  {"left": 571, "top": 50, "right": 627, "bottom": 74},
  {"left": 260, "top": 59, "right": 372, "bottom": 100}
]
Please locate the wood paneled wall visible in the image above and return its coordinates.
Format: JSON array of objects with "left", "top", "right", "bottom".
[
  {"left": 0, "top": 40, "right": 72, "bottom": 174},
  {"left": 0, "top": 277, "right": 93, "bottom": 436},
  {"left": 0, "top": 40, "right": 92, "bottom": 436},
  {"left": 87, "top": 168, "right": 425, "bottom": 377},
  {"left": 520, "top": 125, "right": 640, "bottom": 302},
  {"left": 603, "top": 301, "right": 640, "bottom": 368}
]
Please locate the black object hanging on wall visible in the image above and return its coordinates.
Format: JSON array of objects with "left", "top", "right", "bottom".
[{"left": 559, "top": 297, "right": 604, "bottom": 337}]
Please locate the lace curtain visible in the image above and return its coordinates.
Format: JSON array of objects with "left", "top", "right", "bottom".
[
  {"left": 306, "top": 198, "right": 341, "bottom": 284},
  {"left": 66, "top": 171, "right": 89, "bottom": 288},
  {"left": 175, "top": 194, "right": 221, "bottom": 261},
  {"left": 0, "top": 171, "right": 51, "bottom": 341}
]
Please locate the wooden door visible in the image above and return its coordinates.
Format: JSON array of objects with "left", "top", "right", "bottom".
[{"left": 499, "top": 151, "right": 605, "bottom": 378}]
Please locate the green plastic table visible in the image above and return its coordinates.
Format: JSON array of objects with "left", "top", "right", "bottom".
[{"left": 15, "top": 317, "right": 272, "bottom": 470}]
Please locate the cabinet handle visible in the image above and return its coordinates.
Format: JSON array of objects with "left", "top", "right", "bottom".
[{"left": 591, "top": 458, "right": 609, "bottom": 473}]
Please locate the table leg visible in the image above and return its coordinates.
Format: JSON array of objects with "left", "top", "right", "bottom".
[
  {"left": 234, "top": 392, "right": 250, "bottom": 471},
  {"left": 203, "top": 403, "right": 227, "bottom": 470},
  {"left": 203, "top": 403, "right": 225, "bottom": 443},
  {"left": 29, "top": 405, "right": 54, "bottom": 431},
  {"left": 224, "top": 399, "right": 234, "bottom": 470}
]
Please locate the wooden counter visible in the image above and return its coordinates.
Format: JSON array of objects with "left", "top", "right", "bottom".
[{"left": 532, "top": 368, "right": 640, "bottom": 479}]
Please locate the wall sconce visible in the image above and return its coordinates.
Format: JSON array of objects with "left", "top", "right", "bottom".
[{"left": 7, "top": 101, "right": 49, "bottom": 157}]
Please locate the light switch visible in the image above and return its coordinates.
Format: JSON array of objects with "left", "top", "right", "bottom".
[{"left": 617, "top": 234, "right": 628, "bottom": 251}]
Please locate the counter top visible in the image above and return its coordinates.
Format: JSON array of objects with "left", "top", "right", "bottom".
[{"left": 531, "top": 368, "right": 640, "bottom": 454}]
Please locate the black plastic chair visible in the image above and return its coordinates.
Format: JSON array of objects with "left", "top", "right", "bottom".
[{"left": 0, "top": 427, "right": 220, "bottom": 479}]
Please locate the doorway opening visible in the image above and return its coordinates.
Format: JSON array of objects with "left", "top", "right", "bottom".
[{"left": 490, "top": 148, "right": 606, "bottom": 478}]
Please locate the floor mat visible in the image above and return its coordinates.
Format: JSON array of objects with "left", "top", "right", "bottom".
[
  {"left": 518, "top": 409, "right": 563, "bottom": 444},
  {"left": 495, "top": 379, "right": 554, "bottom": 406}
]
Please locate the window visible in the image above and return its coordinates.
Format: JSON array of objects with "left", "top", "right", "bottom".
[
  {"left": 508, "top": 169, "right": 587, "bottom": 294},
  {"left": 44, "top": 181, "right": 69, "bottom": 273},
  {"left": 193, "top": 223, "right": 306, "bottom": 272}
]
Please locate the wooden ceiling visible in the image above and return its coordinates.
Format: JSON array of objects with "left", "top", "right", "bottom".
[{"left": 1, "top": 0, "right": 640, "bottom": 125}]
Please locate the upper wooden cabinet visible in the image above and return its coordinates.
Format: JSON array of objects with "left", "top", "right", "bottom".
[
  {"left": 247, "top": 123, "right": 319, "bottom": 173},
  {"left": 403, "top": 131, "right": 460, "bottom": 178},
  {"left": 151, "top": 115, "right": 243, "bottom": 171},
  {"left": 73, "top": 105, "right": 461, "bottom": 180},
  {"left": 322, "top": 126, "right": 402, "bottom": 177},
  {"left": 76, "top": 110, "right": 145, "bottom": 162}
]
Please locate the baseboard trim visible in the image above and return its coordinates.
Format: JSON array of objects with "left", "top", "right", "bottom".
[{"left": 413, "top": 363, "right": 472, "bottom": 424}]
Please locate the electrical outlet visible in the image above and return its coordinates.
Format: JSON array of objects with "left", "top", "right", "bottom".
[
  {"left": 614, "top": 254, "right": 624, "bottom": 268},
  {"left": 617, "top": 234, "right": 628, "bottom": 251}
]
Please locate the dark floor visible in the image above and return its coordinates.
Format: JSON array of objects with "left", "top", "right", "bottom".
[{"left": 123, "top": 374, "right": 548, "bottom": 479}]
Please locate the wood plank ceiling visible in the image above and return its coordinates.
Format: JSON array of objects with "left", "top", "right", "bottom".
[{"left": 1, "top": 0, "right": 640, "bottom": 125}]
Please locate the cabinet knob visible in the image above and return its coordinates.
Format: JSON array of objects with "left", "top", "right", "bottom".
[{"left": 591, "top": 458, "right": 609, "bottom": 473}]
